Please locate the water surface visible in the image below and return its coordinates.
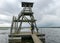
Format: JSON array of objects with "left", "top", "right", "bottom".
[{"left": 0, "top": 27, "right": 60, "bottom": 43}]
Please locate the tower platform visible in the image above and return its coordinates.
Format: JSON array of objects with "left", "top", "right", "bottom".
[{"left": 9, "top": 32, "right": 45, "bottom": 43}]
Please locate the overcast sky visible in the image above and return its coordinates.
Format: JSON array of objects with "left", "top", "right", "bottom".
[{"left": 0, "top": 0, "right": 59, "bottom": 27}]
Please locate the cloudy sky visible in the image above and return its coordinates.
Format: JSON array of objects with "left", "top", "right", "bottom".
[{"left": 0, "top": 0, "right": 59, "bottom": 27}]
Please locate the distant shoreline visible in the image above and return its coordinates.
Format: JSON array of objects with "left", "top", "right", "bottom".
[{"left": 0, "top": 27, "right": 60, "bottom": 28}]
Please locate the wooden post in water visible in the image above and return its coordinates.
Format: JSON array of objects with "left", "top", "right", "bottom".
[{"left": 10, "top": 16, "right": 14, "bottom": 34}]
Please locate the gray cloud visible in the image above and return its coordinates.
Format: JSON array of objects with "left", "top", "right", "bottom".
[
  {"left": 0, "top": 0, "right": 59, "bottom": 27},
  {"left": 0, "top": 19, "right": 11, "bottom": 23}
]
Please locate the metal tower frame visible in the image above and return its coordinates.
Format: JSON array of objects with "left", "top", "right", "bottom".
[{"left": 10, "top": 2, "right": 38, "bottom": 34}]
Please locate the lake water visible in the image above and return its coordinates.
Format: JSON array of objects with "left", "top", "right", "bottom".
[{"left": 0, "top": 27, "right": 60, "bottom": 43}]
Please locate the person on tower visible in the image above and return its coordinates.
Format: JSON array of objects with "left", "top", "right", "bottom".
[{"left": 31, "top": 23, "right": 34, "bottom": 34}]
